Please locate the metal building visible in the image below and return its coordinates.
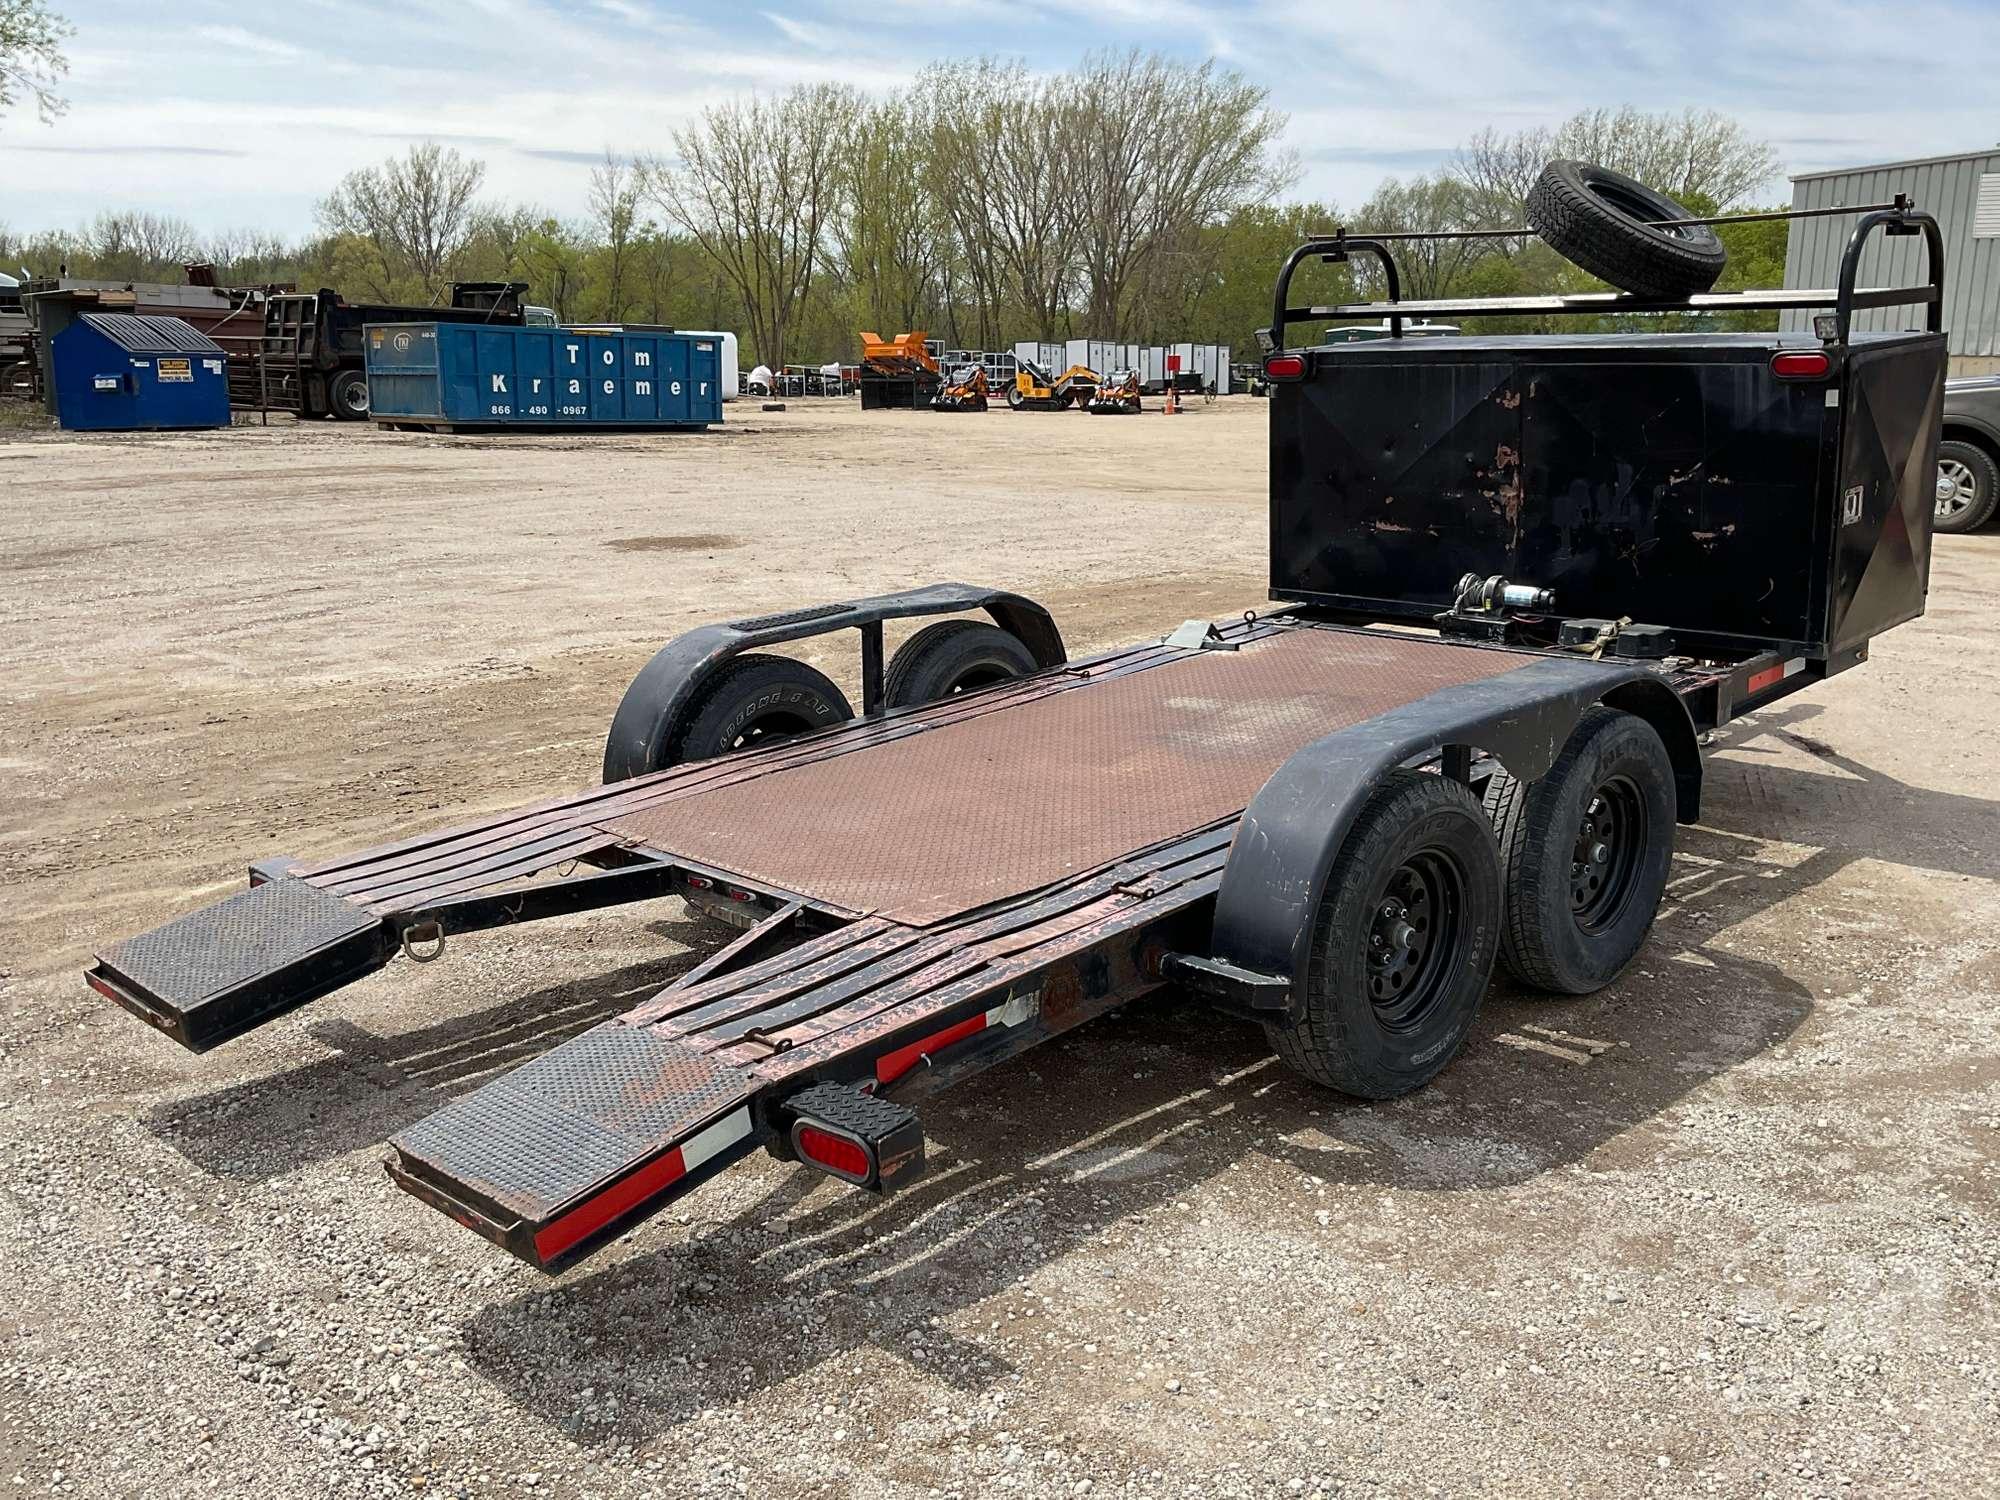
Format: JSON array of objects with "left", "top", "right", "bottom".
[{"left": 1782, "top": 147, "right": 2000, "bottom": 376}]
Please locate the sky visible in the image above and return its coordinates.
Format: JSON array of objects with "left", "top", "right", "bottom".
[{"left": 3, "top": 0, "right": 1999, "bottom": 242}]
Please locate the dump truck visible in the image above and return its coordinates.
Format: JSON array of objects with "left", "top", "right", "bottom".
[
  {"left": 88, "top": 201, "right": 1943, "bottom": 1275},
  {"left": 1006, "top": 357, "right": 1099, "bottom": 411},
  {"left": 242, "top": 282, "right": 535, "bottom": 420}
]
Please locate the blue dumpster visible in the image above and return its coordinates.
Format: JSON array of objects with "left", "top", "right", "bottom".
[
  {"left": 364, "top": 323, "right": 723, "bottom": 430},
  {"left": 50, "top": 313, "right": 231, "bottom": 432}
]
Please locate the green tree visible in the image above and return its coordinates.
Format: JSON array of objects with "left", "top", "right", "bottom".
[{"left": 0, "top": 0, "right": 69, "bottom": 126}]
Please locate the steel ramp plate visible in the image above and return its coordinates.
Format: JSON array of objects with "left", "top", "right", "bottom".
[
  {"left": 89, "top": 877, "right": 386, "bottom": 1051},
  {"left": 390, "top": 1024, "right": 755, "bottom": 1268}
]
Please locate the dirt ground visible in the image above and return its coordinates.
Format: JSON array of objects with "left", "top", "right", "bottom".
[{"left": 0, "top": 399, "right": 1995, "bottom": 1499}]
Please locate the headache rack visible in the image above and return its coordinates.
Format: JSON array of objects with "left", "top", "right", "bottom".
[{"left": 1262, "top": 196, "right": 1944, "bottom": 347}]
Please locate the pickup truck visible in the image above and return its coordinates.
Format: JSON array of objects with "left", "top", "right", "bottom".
[{"left": 1940, "top": 375, "right": 2000, "bottom": 532}]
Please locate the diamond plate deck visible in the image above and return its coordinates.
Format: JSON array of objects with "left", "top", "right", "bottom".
[
  {"left": 606, "top": 627, "right": 1531, "bottom": 923},
  {"left": 393, "top": 1023, "right": 751, "bottom": 1223},
  {"left": 96, "top": 876, "right": 376, "bottom": 1007}
]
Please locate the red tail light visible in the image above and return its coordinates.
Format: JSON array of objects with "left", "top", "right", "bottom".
[
  {"left": 1264, "top": 354, "right": 1306, "bottom": 381},
  {"left": 794, "top": 1123, "right": 872, "bottom": 1184},
  {"left": 1771, "top": 350, "right": 1831, "bottom": 379}
]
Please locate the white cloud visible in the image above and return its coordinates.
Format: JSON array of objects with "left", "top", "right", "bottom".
[
  {"left": 192, "top": 24, "right": 306, "bottom": 61},
  {"left": 3, "top": 0, "right": 1996, "bottom": 235}
]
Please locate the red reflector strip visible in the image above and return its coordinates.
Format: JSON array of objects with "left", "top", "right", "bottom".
[
  {"left": 1746, "top": 664, "right": 1785, "bottom": 694},
  {"left": 530, "top": 1105, "right": 752, "bottom": 1262},
  {"left": 533, "top": 1147, "right": 685, "bottom": 1261},
  {"left": 796, "top": 1125, "right": 871, "bottom": 1181},
  {"left": 875, "top": 1013, "right": 988, "bottom": 1086}
]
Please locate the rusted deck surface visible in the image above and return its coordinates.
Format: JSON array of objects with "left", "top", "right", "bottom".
[
  {"left": 298, "top": 623, "right": 1529, "bottom": 925},
  {"left": 603, "top": 626, "right": 1528, "bottom": 923},
  {"left": 390, "top": 819, "right": 1236, "bottom": 1239}
]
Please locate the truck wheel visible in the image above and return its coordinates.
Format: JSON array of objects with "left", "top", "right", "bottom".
[
  {"left": 658, "top": 654, "right": 852, "bottom": 768},
  {"left": 1482, "top": 706, "right": 1676, "bottom": 994},
  {"left": 329, "top": 369, "right": 370, "bottom": 420},
  {"left": 1525, "top": 160, "right": 1726, "bottom": 298},
  {"left": 1935, "top": 439, "right": 2000, "bottom": 534},
  {"left": 1006, "top": 385, "right": 1025, "bottom": 410},
  {"left": 1264, "top": 769, "right": 1501, "bottom": 1098},
  {"left": 883, "top": 620, "right": 1038, "bottom": 708}
]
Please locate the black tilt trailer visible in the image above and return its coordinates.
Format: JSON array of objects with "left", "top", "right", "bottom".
[{"left": 90, "top": 205, "right": 1946, "bottom": 1273}]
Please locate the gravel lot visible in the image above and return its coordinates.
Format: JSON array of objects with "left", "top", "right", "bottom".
[{"left": 1, "top": 400, "right": 1996, "bottom": 1498}]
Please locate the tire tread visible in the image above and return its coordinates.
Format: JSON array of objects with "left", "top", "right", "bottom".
[
  {"left": 1482, "top": 705, "right": 1673, "bottom": 993},
  {"left": 1526, "top": 161, "right": 1725, "bottom": 299},
  {"left": 1935, "top": 439, "right": 2000, "bottom": 534},
  {"left": 1264, "top": 769, "right": 1498, "bottom": 1096}
]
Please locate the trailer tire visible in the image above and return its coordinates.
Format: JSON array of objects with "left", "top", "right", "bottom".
[
  {"left": 329, "top": 368, "right": 370, "bottom": 421},
  {"left": 883, "top": 620, "right": 1039, "bottom": 708},
  {"left": 1264, "top": 769, "right": 1500, "bottom": 1099},
  {"left": 645, "top": 653, "right": 852, "bottom": 769},
  {"left": 1935, "top": 439, "right": 2000, "bottom": 534},
  {"left": 1482, "top": 706, "right": 1676, "bottom": 995},
  {"left": 1525, "top": 160, "right": 1726, "bottom": 299}
]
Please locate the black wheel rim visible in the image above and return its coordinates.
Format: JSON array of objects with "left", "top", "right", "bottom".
[
  {"left": 1585, "top": 178, "right": 1690, "bottom": 241},
  {"left": 1571, "top": 776, "right": 1647, "bottom": 933},
  {"left": 1366, "top": 851, "right": 1467, "bottom": 1032},
  {"left": 727, "top": 708, "right": 817, "bottom": 752}
]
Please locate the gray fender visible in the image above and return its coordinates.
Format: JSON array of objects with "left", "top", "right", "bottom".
[
  {"left": 1209, "top": 655, "right": 1699, "bottom": 993},
  {"left": 601, "top": 583, "right": 1065, "bottom": 782}
]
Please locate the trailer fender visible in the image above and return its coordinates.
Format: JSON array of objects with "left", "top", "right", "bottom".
[
  {"left": 1207, "top": 656, "right": 1699, "bottom": 1003},
  {"left": 603, "top": 583, "right": 1065, "bottom": 781}
]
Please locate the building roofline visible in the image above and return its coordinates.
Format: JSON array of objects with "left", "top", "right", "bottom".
[{"left": 1791, "top": 146, "right": 2000, "bottom": 182}]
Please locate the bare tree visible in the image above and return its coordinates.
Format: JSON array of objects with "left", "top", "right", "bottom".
[
  {"left": 834, "top": 95, "right": 946, "bottom": 337},
  {"left": 1353, "top": 175, "right": 1503, "bottom": 300},
  {"left": 76, "top": 210, "right": 200, "bottom": 278},
  {"left": 318, "top": 142, "right": 488, "bottom": 297},
  {"left": 916, "top": 61, "right": 1013, "bottom": 349},
  {"left": 916, "top": 60, "right": 1083, "bottom": 341},
  {"left": 0, "top": 0, "right": 69, "bottom": 126},
  {"left": 1455, "top": 108, "right": 1780, "bottom": 217},
  {"left": 639, "top": 83, "right": 858, "bottom": 368},
  {"left": 1067, "top": 50, "right": 1291, "bottom": 334},
  {"left": 587, "top": 151, "right": 640, "bottom": 321}
]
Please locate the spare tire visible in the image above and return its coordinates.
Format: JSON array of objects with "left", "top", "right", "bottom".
[{"left": 1525, "top": 160, "right": 1726, "bottom": 299}]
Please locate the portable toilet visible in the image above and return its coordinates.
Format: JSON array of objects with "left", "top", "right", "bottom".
[{"left": 51, "top": 313, "right": 230, "bottom": 431}]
